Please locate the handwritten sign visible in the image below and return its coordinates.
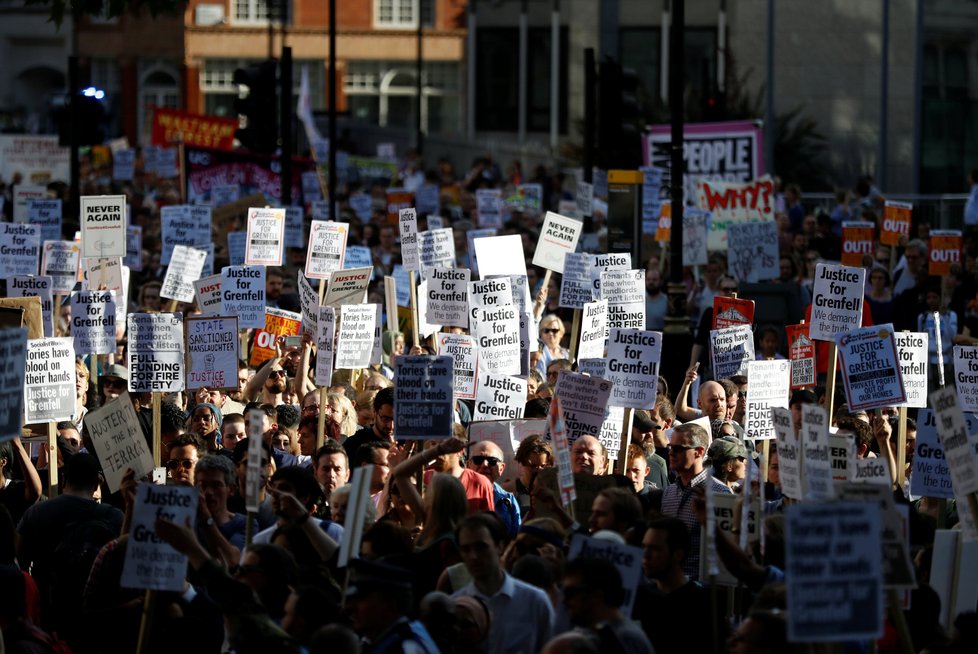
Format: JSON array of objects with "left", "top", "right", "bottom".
[
  {"left": 577, "top": 300, "right": 608, "bottom": 361},
  {"left": 186, "top": 315, "right": 239, "bottom": 390},
  {"left": 85, "top": 393, "right": 154, "bottom": 492},
  {"left": 696, "top": 175, "right": 775, "bottom": 251},
  {"left": 727, "top": 221, "right": 779, "bottom": 283}
]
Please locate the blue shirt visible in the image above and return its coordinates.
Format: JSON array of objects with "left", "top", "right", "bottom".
[{"left": 492, "top": 481, "right": 522, "bottom": 538}]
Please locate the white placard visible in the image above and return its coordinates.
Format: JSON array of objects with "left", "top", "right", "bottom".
[
  {"left": 399, "top": 207, "right": 420, "bottom": 272},
  {"left": 559, "top": 252, "right": 594, "bottom": 310},
  {"left": 809, "top": 263, "right": 865, "bottom": 341},
  {"left": 244, "top": 207, "right": 286, "bottom": 266},
  {"left": 681, "top": 209, "right": 709, "bottom": 267},
  {"left": 394, "top": 355, "right": 454, "bottom": 439},
  {"left": 772, "top": 407, "right": 803, "bottom": 500},
  {"left": 466, "top": 227, "right": 497, "bottom": 278},
  {"left": 599, "top": 268, "right": 645, "bottom": 329},
  {"left": 931, "top": 385, "right": 978, "bottom": 495},
  {"left": 727, "top": 221, "right": 780, "bottom": 283},
  {"left": 606, "top": 328, "right": 661, "bottom": 409},
  {"left": 193, "top": 274, "right": 223, "bottom": 314},
  {"left": 314, "top": 305, "right": 336, "bottom": 387},
  {"left": 910, "top": 409, "right": 958, "bottom": 500},
  {"left": 161, "top": 205, "right": 207, "bottom": 265},
  {"left": 24, "top": 337, "right": 76, "bottom": 423},
  {"left": 27, "top": 198, "right": 62, "bottom": 243},
  {"left": 553, "top": 371, "right": 613, "bottom": 444},
  {"left": 297, "top": 270, "right": 320, "bottom": 338},
  {"left": 837, "top": 324, "right": 905, "bottom": 411},
  {"left": 473, "top": 302, "right": 521, "bottom": 376},
  {"left": 437, "top": 333, "right": 479, "bottom": 400},
  {"left": 894, "top": 331, "right": 928, "bottom": 408},
  {"left": 801, "top": 405, "right": 835, "bottom": 501},
  {"left": 70, "top": 290, "right": 117, "bottom": 355},
  {"left": 744, "top": 360, "right": 791, "bottom": 440},
  {"left": 186, "top": 316, "right": 239, "bottom": 390},
  {"left": 305, "top": 220, "right": 349, "bottom": 279},
  {"left": 567, "top": 533, "right": 643, "bottom": 615},
  {"left": 323, "top": 267, "right": 372, "bottom": 307},
  {"left": 336, "top": 304, "right": 379, "bottom": 370},
  {"left": 473, "top": 373, "right": 526, "bottom": 422},
  {"left": 344, "top": 245, "right": 372, "bottom": 269},
  {"left": 13, "top": 185, "right": 48, "bottom": 225},
  {"left": 710, "top": 324, "right": 755, "bottom": 379},
  {"left": 0, "top": 328, "right": 27, "bottom": 442},
  {"left": 532, "top": 212, "right": 582, "bottom": 273},
  {"left": 125, "top": 225, "right": 143, "bottom": 271},
  {"left": 80, "top": 195, "right": 127, "bottom": 259},
  {"left": 161, "top": 245, "right": 208, "bottom": 303},
  {"left": 220, "top": 266, "right": 265, "bottom": 329},
  {"left": 418, "top": 228, "right": 456, "bottom": 277},
  {"left": 40, "top": 240, "right": 80, "bottom": 294},
  {"left": 0, "top": 223, "right": 40, "bottom": 276},
  {"left": 8, "top": 276, "right": 53, "bottom": 337},
  {"left": 85, "top": 393, "right": 154, "bottom": 492},
  {"left": 121, "top": 483, "right": 197, "bottom": 591},
  {"left": 577, "top": 299, "right": 608, "bottom": 360},
  {"left": 426, "top": 267, "right": 469, "bottom": 327},
  {"left": 473, "top": 234, "right": 527, "bottom": 279},
  {"left": 127, "top": 313, "right": 185, "bottom": 393}
]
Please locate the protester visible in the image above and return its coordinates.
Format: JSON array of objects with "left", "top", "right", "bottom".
[{"left": 467, "top": 440, "right": 521, "bottom": 536}]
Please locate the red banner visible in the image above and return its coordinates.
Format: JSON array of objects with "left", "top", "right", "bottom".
[
  {"left": 713, "top": 296, "right": 755, "bottom": 330},
  {"left": 929, "top": 230, "right": 962, "bottom": 276},
  {"left": 880, "top": 201, "right": 912, "bottom": 246},
  {"left": 841, "top": 222, "right": 875, "bottom": 267},
  {"left": 152, "top": 108, "right": 238, "bottom": 150},
  {"left": 786, "top": 323, "right": 816, "bottom": 388}
]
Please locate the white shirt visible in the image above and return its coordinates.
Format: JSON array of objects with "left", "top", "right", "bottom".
[{"left": 453, "top": 572, "right": 554, "bottom": 654}]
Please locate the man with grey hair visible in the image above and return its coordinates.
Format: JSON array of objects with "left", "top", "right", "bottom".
[
  {"left": 893, "top": 238, "right": 928, "bottom": 296},
  {"left": 195, "top": 454, "right": 250, "bottom": 557},
  {"left": 661, "top": 423, "right": 731, "bottom": 580}
]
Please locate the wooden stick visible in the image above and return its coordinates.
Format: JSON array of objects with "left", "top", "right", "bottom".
[
  {"left": 534, "top": 269, "right": 552, "bottom": 321},
  {"left": 245, "top": 511, "right": 255, "bottom": 548},
  {"left": 826, "top": 342, "right": 839, "bottom": 423},
  {"left": 384, "top": 276, "right": 397, "bottom": 333},
  {"left": 408, "top": 271, "right": 420, "bottom": 348},
  {"left": 135, "top": 590, "right": 156, "bottom": 654},
  {"left": 618, "top": 408, "right": 634, "bottom": 475},
  {"left": 53, "top": 294, "right": 62, "bottom": 336},
  {"left": 568, "top": 309, "right": 582, "bottom": 361},
  {"left": 89, "top": 354, "right": 99, "bottom": 402},
  {"left": 47, "top": 421, "right": 58, "bottom": 497},
  {"left": 167, "top": 299, "right": 179, "bottom": 313},
  {"left": 152, "top": 392, "right": 162, "bottom": 467},
  {"left": 317, "top": 386, "right": 328, "bottom": 448},
  {"left": 760, "top": 440, "right": 770, "bottom": 485},
  {"left": 896, "top": 405, "right": 908, "bottom": 489}
]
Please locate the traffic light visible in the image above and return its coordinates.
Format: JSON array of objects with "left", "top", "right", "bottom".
[
  {"left": 597, "top": 60, "right": 644, "bottom": 170},
  {"left": 56, "top": 89, "right": 109, "bottom": 147},
  {"left": 234, "top": 60, "right": 278, "bottom": 153}
]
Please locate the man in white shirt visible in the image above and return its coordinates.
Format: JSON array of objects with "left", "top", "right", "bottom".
[{"left": 453, "top": 513, "right": 554, "bottom": 654}]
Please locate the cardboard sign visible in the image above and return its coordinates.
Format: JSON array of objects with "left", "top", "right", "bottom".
[
  {"left": 606, "top": 329, "right": 661, "bottom": 409},
  {"left": 161, "top": 245, "right": 207, "bottom": 303},
  {"left": 0, "top": 328, "right": 27, "bottom": 442},
  {"left": 127, "top": 313, "right": 185, "bottom": 393},
  {"left": 186, "top": 315, "right": 239, "bottom": 390},
  {"left": 437, "top": 334, "right": 478, "bottom": 400},
  {"left": 578, "top": 300, "right": 608, "bottom": 361},
  {"left": 895, "top": 331, "right": 928, "bottom": 408},
  {"left": 193, "top": 274, "right": 223, "bottom": 314},
  {"left": 910, "top": 409, "right": 958, "bottom": 500},
  {"left": 336, "top": 304, "right": 379, "bottom": 370},
  {"left": 681, "top": 209, "right": 709, "bottom": 267},
  {"left": 473, "top": 373, "right": 526, "bottom": 422},
  {"left": 221, "top": 266, "right": 265, "bottom": 329},
  {"left": 399, "top": 208, "right": 419, "bottom": 272},
  {"left": 841, "top": 221, "right": 875, "bottom": 267},
  {"left": 70, "top": 290, "right": 116, "bottom": 355},
  {"left": 929, "top": 230, "right": 962, "bottom": 276},
  {"left": 559, "top": 252, "right": 594, "bottom": 309},
  {"left": 0, "top": 223, "right": 40, "bottom": 277},
  {"left": 394, "top": 355, "right": 454, "bottom": 439},
  {"left": 304, "top": 221, "right": 348, "bottom": 280},
  {"left": 786, "top": 502, "right": 883, "bottom": 642},
  {"left": 475, "top": 188, "right": 503, "bottom": 227},
  {"left": 553, "top": 371, "right": 613, "bottom": 444},
  {"left": 249, "top": 308, "right": 301, "bottom": 367},
  {"left": 532, "top": 212, "right": 582, "bottom": 273},
  {"left": 121, "top": 483, "right": 198, "bottom": 591},
  {"left": 80, "top": 195, "right": 126, "bottom": 259},
  {"left": 426, "top": 267, "right": 470, "bottom": 327},
  {"left": 85, "top": 393, "right": 154, "bottom": 492},
  {"left": 786, "top": 323, "right": 816, "bottom": 388},
  {"left": 801, "top": 405, "right": 834, "bottom": 501},
  {"left": 744, "top": 360, "right": 791, "bottom": 440},
  {"left": 40, "top": 240, "right": 80, "bottom": 294},
  {"left": 931, "top": 385, "right": 978, "bottom": 495},
  {"left": 599, "top": 269, "right": 645, "bottom": 330},
  {"left": 27, "top": 199, "right": 62, "bottom": 243},
  {"left": 227, "top": 231, "right": 246, "bottom": 266},
  {"left": 954, "top": 346, "right": 978, "bottom": 412},
  {"left": 809, "top": 263, "right": 865, "bottom": 341},
  {"left": 567, "top": 533, "right": 643, "bottom": 615},
  {"left": 324, "top": 267, "right": 372, "bottom": 307},
  {"left": 881, "top": 201, "right": 912, "bottom": 246},
  {"left": 314, "top": 305, "right": 336, "bottom": 387},
  {"left": 713, "top": 296, "right": 755, "bottom": 330},
  {"left": 772, "top": 407, "right": 803, "bottom": 500},
  {"left": 696, "top": 175, "right": 775, "bottom": 251},
  {"left": 24, "top": 337, "right": 75, "bottom": 423},
  {"left": 473, "top": 234, "right": 527, "bottom": 280},
  {"left": 8, "top": 276, "right": 53, "bottom": 337},
  {"left": 710, "top": 324, "right": 755, "bottom": 379},
  {"left": 726, "top": 221, "right": 779, "bottom": 283},
  {"left": 837, "top": 324, "right": 906, "bottom": 411},
  {"left": 244, "top": 207, "right": 285, "bottom": 266}
]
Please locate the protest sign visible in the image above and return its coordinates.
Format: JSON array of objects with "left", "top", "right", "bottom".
[
  {"left": 112, "top": 148, "right": 135, "bottom": 181},
  {"left": 696, "top": 175, "right": 775, "bottom": 250},
  {"left": 473, "top": 234, "right": 527, "bottom": 279},
  {"left": 931, "top": 385, "right": 978, "bottom": 495},
  {"left": 152, "top": 107, "right": 237, "bottom": 150},
  {"left": 70, "top": 290, "right": 116, "bottom": 355},
  {"left": 302, "top": 220, "right": 349, "bottom": 280},
  {"left": 576, "top": 181, "right": 593, "bottom": 216},
  {"left": 710, "top": 324, "right": 754, "bottom": 379},
  {"left": 27, "top": 198, "right": 61, "bottom": 243},
  {"left": 417, "top": 228, "right": 456, "bottom": 279},
  {"left": 394, "top": 355, "right": 454, "bottom": 439},
  {"left": 84, "top": 393, "right": 154, "bottom": 492},
  {"left": 559, "top": 252, "right": 594, "bottom": 309},
  {"left": 597, "top": 405, "right": 626, "bottom": 461},
  {"left": 786, "top": 502, "right": 883, "bottom": 642},
  {"left": 385, "top": 189, "right": 413, "bottom": 224},
  {"left": 809, "top": 263, "right": 865, "bottom": 341},
  {"left": 212, "top": 184, "right": 240, "bottom": 206},
  {"left": 314, "top": 306, "right": 336, "bottom": 387},
  {"left": 606, "top": 329, "right": 661, "bottom": 409},
  {"left": 895, "top": 331, "right": 928, "bottom": 408},
  {"left": 786, "top": 323, "right": 816, "bottom": 388},
  {"left": 127, "top": 313, "right": 185, "bottom": 393},
  {"left": 79, "top": 195, "right": 126, "bottom": 259},
  {"left": 24, "top": 337, "right": 75, "bottom": 422},
  {"left": 221, "top": 266, "right": 265, "bottom": 329},
  {"left": 437, "top": 333, "right": 479, "bottom": 400},
  {"left": 881, "top": 201, "right": 912, "bottom": 246},
  {"left": 121, "top": 483, "right": 197, "bottom": 591},
  {"left": 160, "top": 205, "right": 209, "bottom": 265},
  {"left": 40, "top": 240, "right": 80, "bottom": 294},
  {"left": 426, "top": 267, "right": 470, "bottom": 327},
  {"left": 399, "top": 208, "right": 420, "bottom": 271},
  {"left": 567, "top": 533, "right": 643, "bottom": 614},
  {"left": 344, "top": 245, "right": 372, "bottom": 270},
  {"left": 0, "top": 134, "right": 68, "bottom": 186},
  {"left": 284, "top": 206, "right": 303, "bottom": 249},
  {"left": 836, "top": 482, "right": 916, "bottom": 588},
  {"left": 473, "top": 302, "right": 520, "bottom": 376},
  {"left": 466, "top": 227, "right": 497, "bottom": 278},
  {"left": 416, "top": 183, "right": 440, "bottom": 215},
  {"left": 837, "top": 324, "right": 905, "bottom": 411},
  {"left": 13, "top": 185, "right": 49, "bottom": 224},
  {"left": 532, "top": 212, "right": 582, "bottom": 273},
  {"left": 161, "top": 245, "right": 207, "bottom": 303},
  {"left": 830, "top": 435, "right": 854, "bottom": 483},
  {"left": 245, "top": 411, "right": 264, "bottom": 512},
  {"left": 8, "top": 276, "right": 53, "bottom": 337},
  {"left": 851, "top": 456, "right": 892, "bottom": 485},
  {"left": 125, "top": 225, "right": 142, "bottom": 271},
  {"left": 641, "top": 167, "right": 664, "bottom": 232},
  {"left": 468, "top": 277, "right": 512, "bottom": 326},
  {"left": 0, "top": 224, "right": 40, "bottom": 277},
  {"left": 591, "top": 253, "right": 631, "bottom": 299},
  {"left": 392, "top": 265, "right": 411, "bottom": 307},
  {"left": 654, "top": 201, "right": 671, "bottom": 242},
  {"left": 297, "top": 271, "right": 320, "bottom": 337},
  {"left": 554, "top": 372, "right": 614, "bottom": 444},
  {"left": 910, "top": 409, "right": 960, "bottom": 500},
  {"left": 841, "top": 221, "right": 875, "bottom": 267},
  {"left": 726, "top": 221, "right": 779, "bottom": 283},
  {"left": 250, "top": 308, "right": 301, "bottom": 367},
  {"left": 244, "top": 207, "right": 286, "bottom": 265},
  {"left": 475, "top": 188, "right": 503, "bottom": 227},
  {"left": 324, "top": 267, "right": 372, "bottom": 307},
  {"left": 929, "top": 230, "right": 962, "bottom": 276},
  {"left": 681, "top": 209, "right": 709, "bottom": 267},
  {"left": 0, "top": 328, "right": 26, "bottom": 442},
  {"left": 186, "top": 315, "right": 239, "bottom": 390},
  {"left": 193, "top": 274, "right": 223, "bottom": 314},
  {"left": 744, "top": 360, "right": 790, "bottom": 440},
  {"left": 336, "top": 304, "right": 379, "bottom": 370},
  {"left": 473, "top": 374, "right": 526, "bottom": 422},
  {"left": 712, "top": 296, "right": 755, "bottom": 329},
  {"left": 801, "top": 405, "right": 834, "bottom": 500},
  {"left": 599, "top": 269, "right": 645, "bottom": 329},
  {"left": 953, "top": 346, "right": 978, "bottom": 412},
  {"left": 227, "top": 231, "right": 246, "bottom": 266},
  {"left": 772, "top": 407, "right": 803, "bottom": 500},
  {"left": 578, "top": 300, "right": 608, "bottom": 360}
]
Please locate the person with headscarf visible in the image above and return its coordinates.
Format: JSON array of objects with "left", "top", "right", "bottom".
[{"left": 190, "top": 402, "right": 224, "bottom": 452}]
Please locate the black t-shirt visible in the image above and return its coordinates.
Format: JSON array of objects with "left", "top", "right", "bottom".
[
  {"left": 634, "top": 580, "right": 718, "bottom": 654},
  {"left": 343, "top": 424, "right": 384, "bottom": 462},
  {"left": 0, "top": 479, "right": 33, "bottom": 525}
]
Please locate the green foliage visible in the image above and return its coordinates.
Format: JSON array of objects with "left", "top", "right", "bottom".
[{"left": 23, "top": 0, "right": 183, "bottom": 28}]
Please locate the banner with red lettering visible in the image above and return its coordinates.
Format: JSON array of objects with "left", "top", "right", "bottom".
[
  {"left": 152, "top": 108, "right": 238, "bottom": 150},
  {"left": 696, "top": 175, "right": 775, "bottom": 251},
  {"left": 841, "top": 221, "right": 875, "bottom": 267},
  {"left": 249, "top": 308, "right": 301, "bottom": 366},
  {"left": 929, "top": 230, "right": 962, "bottom": 276},
  {"left": 183, "top": 146, "right": 314, "bottom": 207},
  {"left": 880, "top": 201, "right": 912, "bottom": 246},
  {"left": 786, "top": 323, "right": 816, "bottom": 388}
]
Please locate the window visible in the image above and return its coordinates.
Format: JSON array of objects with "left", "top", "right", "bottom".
[
  {"left": 200, "top": 59, "right": 326, "bottom": 117},
  {"left": 233, "top": 0, "right": 289, "bottom": 25},
  {"left": 374, "top": 0, "right": 434, "bottom": 28},
  {"left": 343, "top": 60, "right": 460, "bottom": 134}
]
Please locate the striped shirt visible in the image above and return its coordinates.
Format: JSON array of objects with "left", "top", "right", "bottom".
[{"left": 661, "top": 468, "right": 732, "bottom": 579}]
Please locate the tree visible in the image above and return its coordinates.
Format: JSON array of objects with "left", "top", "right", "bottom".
[{"left": 24, "top": 0, "right": 184, "bottom": 28}]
